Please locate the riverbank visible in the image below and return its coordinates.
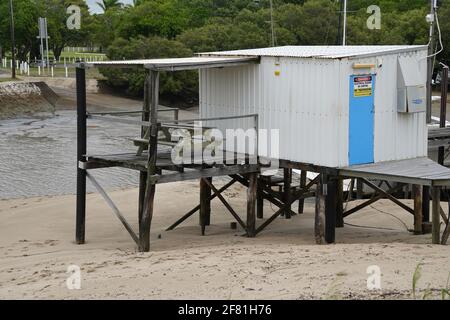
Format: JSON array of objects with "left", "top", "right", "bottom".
[
  {"left": 0, "top": 84, "right": 198, "bottom": 199},
  {"left": 0, "top": 181, "right": 449, "bottom": 300}
]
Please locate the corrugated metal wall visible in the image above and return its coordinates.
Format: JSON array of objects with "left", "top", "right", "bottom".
[
  {"left": 339, "top": 50, "right": 428, "bottom": 164},
  {"left": 200, "top": 49, "right": 428, "bottom": 168}
]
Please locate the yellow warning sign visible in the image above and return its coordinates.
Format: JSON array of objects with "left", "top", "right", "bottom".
[{"left": 353, "top": 76, "right": 373, "bottom": 97}]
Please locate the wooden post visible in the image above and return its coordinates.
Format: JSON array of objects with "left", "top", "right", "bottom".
[
  {"left": 257, "top": 176, "right": 264, "bottom": 219},
  {"left": 138, "top": 75, "right": 150, "bottom": 223},
  {"left": 247, "top": 173, "right": 258, "bottom": 237},
  {"left": 336, "top": 178, "right": 344, "bottom": 228},
  {"left": 348, "top": 178, "right": 355, "bottom": 200},
  {"left": 423, "top": 186, "right": 430, "bottom": 223},
  {"left": 298, "top": 170, "right": 307, "bottom": 214},
  {"left": 356, "top": 179, "right": 363, "bottom": 199},
  {"left": 199, "top": 177, "right": 212, "bottom": 236},
  {"left": 283, "top": 168, "right": 292, "bottom": 219},
  {"left": 325, "top": 177, "right": 337, "bottom": 243},
  {"left": 432, "top": 186, "right": 441, "bottom": 244},
  {"left": 139, "top": 70, "right": 159, "bottom": 252},
  {"left": 315, "top": 174, "right": 326, "bottom": 244},
  {"left": 412, "top": 184, "right": 423, "bottom": 235},
  {"left": 138, "top": 172, "right": 147, "bottom": 222},
  {"left": 76, "top": 65, "right": 87, "bottom": 245},
  {"left": 438, "top": 65, "right": 449, "bottom": 165}
]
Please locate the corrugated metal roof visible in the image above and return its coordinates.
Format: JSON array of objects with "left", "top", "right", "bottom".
[
  {"left": 200, "top": 45, "right": 428, "bottom": 59},
  {"left": 82, "top": 56, "right": 259, "bottom": 70}
]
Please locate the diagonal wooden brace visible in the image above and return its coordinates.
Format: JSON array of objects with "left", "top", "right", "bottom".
[{"left": 203, "top": 178, "right": 247, "bottom": 232}]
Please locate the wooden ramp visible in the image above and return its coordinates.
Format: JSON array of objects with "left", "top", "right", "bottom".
[{"left": 339, "top": 157, "right": 450, "bottom": 187}]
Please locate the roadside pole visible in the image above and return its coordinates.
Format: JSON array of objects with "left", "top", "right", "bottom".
[{"left": 9, "top": 0, "right": 16, "bottom": 79}]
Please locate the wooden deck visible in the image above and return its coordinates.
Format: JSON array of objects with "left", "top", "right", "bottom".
[
  {"left": 428, "top": 126, "right": 450, "bottom": 150},
  {"left": 339, "top": 157, "right": 450, "bottom": 186},
  {"left": 82, "top": 150, "right": 259, "bottom": 185}
]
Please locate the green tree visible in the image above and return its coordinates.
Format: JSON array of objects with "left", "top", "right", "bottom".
[
  {"left": 437, "top": 1, "right": 450, "bottom": 65},
  {"left": 39, "top": 0, "right": 91, "bottom": 61},
  {"left": 0, "top": 0, "right": 40, "bottom": 61},
  {"left": 115, "top": 0, "right": 202, "bottom": 40},
  {"left": 102, "top": 36, "right": 196, "bottom": 99},
  {"left": 346, "top": 7, "right": 428, "bottom": 45},
  {"left": 276, "top": 0, "right": 339, "bottom": 45},
  {"left": 97, "top": 0, "right": 123, "bottom": 13}
]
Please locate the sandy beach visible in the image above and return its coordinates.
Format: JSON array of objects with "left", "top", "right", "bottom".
[{"left": 1, "top": 180, "right": 449, "bottom": 300}]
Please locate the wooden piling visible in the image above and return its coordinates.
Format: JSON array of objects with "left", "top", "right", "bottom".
[
  {"left": 412, "top": 185, "right": 423, "bottom": 235},
  {"left": 438, "top": 65, "right": 448, "bottom": 165},
  {"left": 283, "top": 168, "right": 292, "bottom": 219},
  {"left": 76, "top": 65, "right": 87, "bottom": 245},
  {"left": 257, "top": 176, "right": 264, "bottom": 219},
  {"left": 298, "top": 170, "right": 307, "bottom": 214},
  {"left": 247, "top": 173, "right": 258, "bottom": 237},
  {"left": 423, "top": 186, "right": 430, "bottom": 223},
  {"left": 200, "top": 177, "right": 212, "bottom": 235},
  {"left": 315, "top": 174, "right": 326, "bottom": 244},
  {"left": 336, "top": 178, "right": 344, "bottom": 228},
  {"left": 348, "top": 178, "right": 355, "bottom": 201},
  {"left": 325, "top": 178, "right": 337, "bottom": 243},
  {"left": 138, "top": 79, "right": 150, "bottom": 223},
  {"left": 432, "top": 186, "right": 441, "bottom": 244},
  {"left": 139, "top": 70, "right": 159, "bottom": 252},
  {"left": 138, "top": 172, "right": 147, "bottom": 223},
  {"left": 140, "top": 183, "right": 155, "bottom": 252},
  {"left": 356, "top": 179, "right": 363, "bottom": 199}
]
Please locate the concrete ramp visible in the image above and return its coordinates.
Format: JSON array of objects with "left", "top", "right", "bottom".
[
  {"left": 33, "top": 82, "right": 60, "bottom": 106},
  {"left": 0, "top": 81, "right": 59, "bottom": 119}
]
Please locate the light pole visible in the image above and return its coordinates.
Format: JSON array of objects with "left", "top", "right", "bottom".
[
  {"left": 426, "top": 0, "right": 438, "bottom": 124},
  {"left": 9, "top": 0, "right": 16, "bottom": 79}
]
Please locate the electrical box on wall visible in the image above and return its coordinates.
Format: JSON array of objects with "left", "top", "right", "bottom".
[{"left": 397, "top": 57, "right": 426, "bottom": 113}]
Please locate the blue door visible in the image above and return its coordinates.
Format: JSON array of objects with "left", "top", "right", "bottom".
[{"left": 349, "top": 75, "right": 375, "bottom": 165}]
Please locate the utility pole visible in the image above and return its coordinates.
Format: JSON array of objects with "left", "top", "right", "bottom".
[
  {"left": 9, "top": 0, "right": 16, "bottom": 79},
  {"left": 426, "top": 0, "right": 438, "bottom": 124},
  {"left": 336, "top": 0, "right": 345, "bottom": 45},
  {"left": 269, "top": 0, "right": 275, "bottom": 47},
  {"left": 343, "top": 0, "right": 348, "bottom": 46},
  {"left": 423, "top": 0, "right": 438, "bottom": 230}
]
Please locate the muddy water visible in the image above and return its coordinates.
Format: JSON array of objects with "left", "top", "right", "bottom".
[{"left": 0, "top": 111, "right": 143, "bottom": 199}]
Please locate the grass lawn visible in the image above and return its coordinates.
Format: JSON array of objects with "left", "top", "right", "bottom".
[
  {"left": 2, "top": 51, "right": 107, "bottom": 64},
  {"left": 0, "top": 77, "right": 22, "bottom": 83},
  {"left": 60, "top": 52, "right": 107, "bottom": 59}
]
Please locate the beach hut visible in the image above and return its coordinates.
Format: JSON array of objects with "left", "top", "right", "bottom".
[
  {"left": 199, "top": 45, "right": 428, "bottom": 167},
  {"left": 76, "top": 46, "right": 450, "bottom": 251}
]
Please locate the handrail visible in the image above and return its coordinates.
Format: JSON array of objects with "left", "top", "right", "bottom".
[
  {"left": 161, "top": 113, "right": 259, "bottom": 124},
  {"left": 87, "top": 111, "right": 260, "bottom": 164},
  {"left": 88, "top": 106, "right": 179, "bottom": 116}
]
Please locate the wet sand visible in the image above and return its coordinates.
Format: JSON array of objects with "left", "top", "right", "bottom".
[{"left": 0, "top": 180, "right": 449, "bottom": 300}]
